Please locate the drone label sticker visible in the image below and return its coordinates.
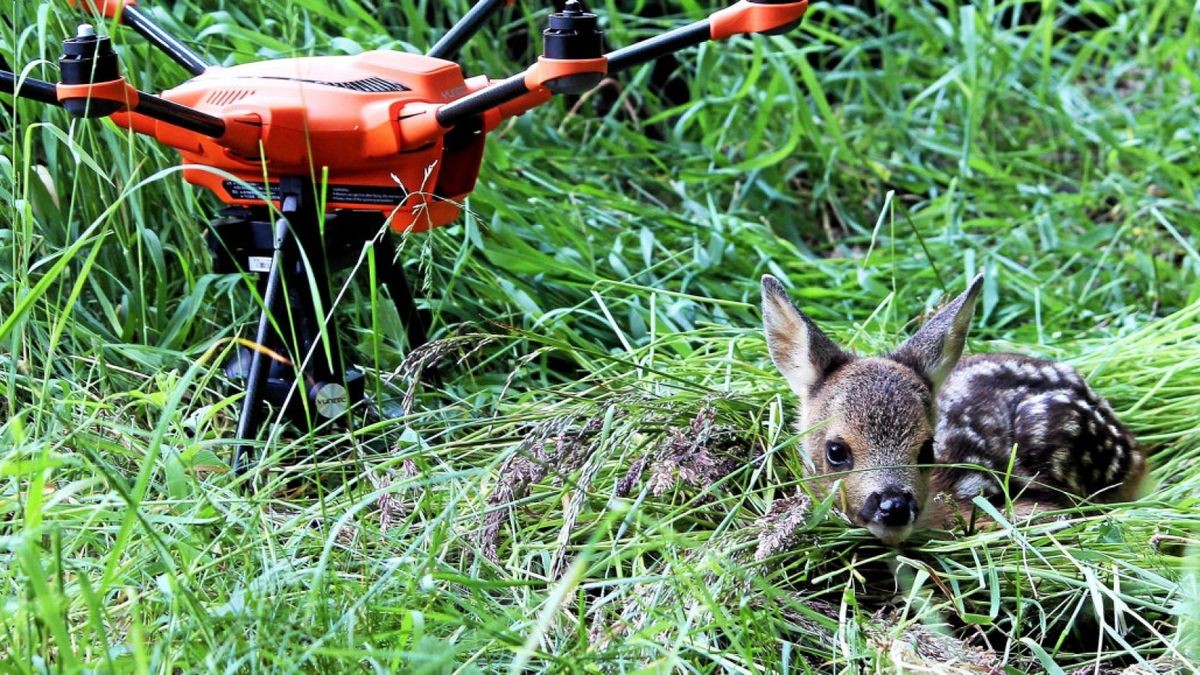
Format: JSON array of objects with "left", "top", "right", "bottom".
[
  {"left": 248, "top": 256, "right": 272, "bottom": 273},
  {"left": 314, "top": 384, "right": 350, "bottom": 419},
  {"left": 223, "top": 180, "right": 411, "bottom": 207}
]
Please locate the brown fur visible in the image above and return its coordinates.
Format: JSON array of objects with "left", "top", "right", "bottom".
[{"left": 761, "top": 274, "right": 1146, "bottom": 545}]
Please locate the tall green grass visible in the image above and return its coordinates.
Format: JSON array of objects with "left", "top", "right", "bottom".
[{"left": 2, "top": 0, "right": 1199, "bottom": 672}]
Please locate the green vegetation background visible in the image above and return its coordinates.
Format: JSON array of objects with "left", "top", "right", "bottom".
[{"left": 2, "top": 0, "right": 1199, "bottom": 672}]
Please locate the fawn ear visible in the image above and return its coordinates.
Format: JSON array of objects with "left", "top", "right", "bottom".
[
  {"left": 891, "top": 273, "right": 985, "bottom": 390},
  {"left": 762, "top": 275, "right": 850, "bottom": 397}
]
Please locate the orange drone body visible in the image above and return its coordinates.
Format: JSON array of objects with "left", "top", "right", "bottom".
[
  {"left": 112, "top": 51, "right": 489, "bottom": 232},
  {"left": 46, "top": 0, "right": 807, "bottom": 234},
  {"left": 51, "top": 0, "right": 811, "bottom": 234}
]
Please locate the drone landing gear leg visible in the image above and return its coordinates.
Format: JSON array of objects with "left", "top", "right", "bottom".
[
  {"left": 291, "top": 206, "right": 367, "bottom": 424},
  {"left": 229, "top": 178, "right": 366, "bottom": 476},
  {"left": 372, "top": 233, "right": 430, "bottom": 355},
  {"left": 224, "top": 183, "right": 440, "bottom": 476},
  {"left": 231, "top": 193, "right": 298, "bottom": 475},
  {"left": 367, "top": 231, "right": 441, "bottom": 392}
]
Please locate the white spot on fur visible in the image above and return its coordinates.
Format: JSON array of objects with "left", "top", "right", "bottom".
[
  {"left": 1017, "top": 393, "right": 1058, "bottom": 442},
  {"left": 1051, "top": 448, "right": 1070, "bottom": 479},
  {"left": 959, "top": 454, "right": 989, "bottom": 468},
  {"left": 940, "top": 359, "right": 1005, "bottom": 409},
  {"left": 1104, "top": 455, "right": 1122, "bottom": 482},
  {"left": 955, "top": 473, "right": 988, "bottom": 499},
  {"left": 938, "top": 426, "right": 989, "bottom": 454},
  {"left": 965, "top": 360, "right": 1004, "bottom": 377}
]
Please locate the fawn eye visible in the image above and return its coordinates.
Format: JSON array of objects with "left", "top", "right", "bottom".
[
  {"left": 917, "top": 439, "right": 935, "bottom": 467},
  {"left": 825, "top": 440, "right": 852, "bottom": 469}
]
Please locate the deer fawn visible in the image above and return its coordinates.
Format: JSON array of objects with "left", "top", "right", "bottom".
[{"left": 761, "top": 274, "right": 1146, "bottom": 545}]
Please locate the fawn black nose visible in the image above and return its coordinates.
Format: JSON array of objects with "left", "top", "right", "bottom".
[{"left": 860, "top": 489, "right": 918, "bottom": 527}]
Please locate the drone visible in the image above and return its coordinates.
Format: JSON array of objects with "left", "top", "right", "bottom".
[{"left": 1, "top": 0, "right": 808, "bottom": 471}]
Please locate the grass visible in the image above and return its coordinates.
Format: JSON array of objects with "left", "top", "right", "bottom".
[{"left": 2, "top": 0, "right": 1200, "bottom": 672}]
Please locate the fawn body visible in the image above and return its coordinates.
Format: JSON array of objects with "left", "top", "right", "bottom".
[{"left": 761, "top": 274, "right": 1146, "bottom": 545}]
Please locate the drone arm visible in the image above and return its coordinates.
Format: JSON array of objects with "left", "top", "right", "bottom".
[
  {"left": 3, "top": 24, "right": 247, "bottom": 152},
  {"left": 130, "top": 92, "right": 226, "bottom": 137},
  {"left": 3, "top": 67, "right": 237, "bottom": 154},
  {"left": 428, "top": 0, "right": 807, "bottom": 134},
  {"left": 428, "top": 0, "right": 517, "bottom": 61},
  {"left": 434, "top": 73, "right": 538, "bottom": 129},
  {"left": 1, "top": 71, "right": 63, "bottom": 107},
  {"left": 121, "top": 4, "right": 211, "bottom": 76},
  {"left": 71, "top": 0, "right": 211, "bottom": 76}
]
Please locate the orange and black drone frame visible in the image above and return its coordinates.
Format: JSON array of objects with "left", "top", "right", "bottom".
[
  {"left": 5, "top": 0, "right": 807, "bottom": 231},
  {"left": 1, "top": 0, "right": 808, "bottom": 471}
]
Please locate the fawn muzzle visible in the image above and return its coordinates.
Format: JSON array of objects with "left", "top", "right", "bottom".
[{"left": 859, "top": 488, "right": 919, "bottom": 528}]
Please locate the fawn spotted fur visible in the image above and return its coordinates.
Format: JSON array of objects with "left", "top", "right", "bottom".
[{"left": 761, "top": 273, "right": 1146, "bottom": 545}]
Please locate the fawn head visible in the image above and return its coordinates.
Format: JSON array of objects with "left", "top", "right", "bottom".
[{"left": 761, "top": 274, "right": 984, "bottom": 545}]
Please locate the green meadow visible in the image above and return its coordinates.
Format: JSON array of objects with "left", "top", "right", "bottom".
[{"left": 2, "top": 1, "right": 1199, "bottom": 672}]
